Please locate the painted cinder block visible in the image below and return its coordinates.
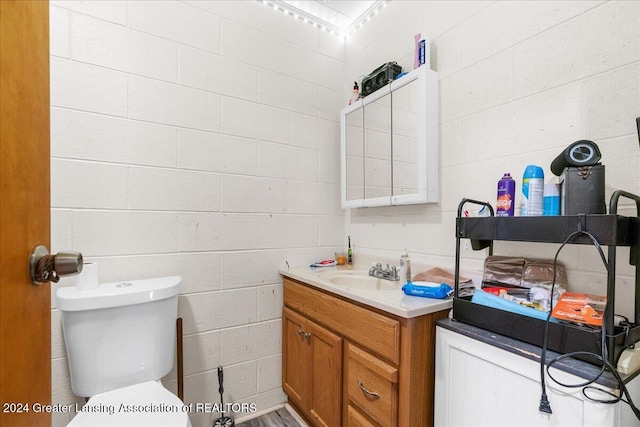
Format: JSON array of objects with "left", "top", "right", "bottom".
[
  {"left": 71, "top": 13, "right": 178, "bottom": 83},
  {"left": 51, "top": 159, "right": 128, "bottom": 209},
  {"left": 72, "top": 210, "right": 178, "bottom": 256},
  {"left": 51, "top": 108, "right": 178, "bottom": 167},
  {"left": 178, "top": 213, "right": 257, "bottom": 252},
  {"left": 221, "top": 97, "right": 291, "bottom": 144},
  {"left": 219, "top": 320, "right": 282, "bottom": 366},
  {"left": 128, "top": 167, "right": 221, "bottom": 212},
  {"left": 129, "top": 76, "right": 222, "bottom": 132},
  {"left": 50, "top": 58, "right": 127, "bottom": 117},
  {"left": 179, "top": 46, "right": 259, "bottom": 102},
  {"left": 128, "top": 0, "right": 221, "bottom": 54},
  {"left": 178, "top": 129, "right": 257, "bottom": 175}
]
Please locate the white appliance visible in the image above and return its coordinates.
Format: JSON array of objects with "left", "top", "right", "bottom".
[{"left": 57, "top": 276, "right": 191, "bottom": 427}]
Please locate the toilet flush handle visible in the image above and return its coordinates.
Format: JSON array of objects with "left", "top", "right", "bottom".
[{"left": 29, "top": 245, "right": 83, "bottom": 285}]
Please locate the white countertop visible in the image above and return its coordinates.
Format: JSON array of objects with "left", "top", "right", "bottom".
[{"left": 280, "top": 265, "right": 453, "bottom": 319}]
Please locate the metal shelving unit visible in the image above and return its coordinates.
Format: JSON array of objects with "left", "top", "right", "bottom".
[{"left": 453, "top": 190, "right": 640, "bottom": 366}]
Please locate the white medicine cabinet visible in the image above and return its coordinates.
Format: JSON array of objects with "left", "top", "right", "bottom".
[{"left": 340, "top": 65, "right": 439, "bottom": 208}]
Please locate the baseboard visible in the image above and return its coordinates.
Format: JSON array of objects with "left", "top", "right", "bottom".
[
  {"left": 232, "top": 401, "right": 309, "bottom": 426},
  {"left": 234, "top": 403, "right": 285, "bottom": 424},
  {"left": 284, "top": 403, "right": 309, "bottom": 427}
]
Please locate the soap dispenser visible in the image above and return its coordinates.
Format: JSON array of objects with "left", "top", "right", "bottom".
[{"left": 399, "top": 250, "right": 411, "bottom": 284}]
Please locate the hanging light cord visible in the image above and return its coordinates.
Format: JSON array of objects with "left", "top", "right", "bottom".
[{"left": 538, "top": 230, "right": 640, "bottom": 420}]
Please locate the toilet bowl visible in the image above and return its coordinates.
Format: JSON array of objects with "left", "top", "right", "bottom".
[
  {"left": 67, "top": 381, "right": 190, "bottom": 427},
  {"left": 57, "top": 276, "right": 191, "bottom": 427}
]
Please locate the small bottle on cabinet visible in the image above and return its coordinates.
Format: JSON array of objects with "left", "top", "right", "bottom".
[
  {"left": 399, "top": 250, "right": 411, "bottom": 284},
  {"left": 348, "top": 82, "right": 360, "bottom": 105}
]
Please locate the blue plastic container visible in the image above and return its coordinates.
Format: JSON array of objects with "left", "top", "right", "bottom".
[{"left": 543, "top": 183, "right": 560, "bottom": 216}]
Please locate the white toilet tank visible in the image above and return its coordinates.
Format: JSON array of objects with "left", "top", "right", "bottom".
[{"left": 56, "top": 276, "right": 181, "bottom": 397}]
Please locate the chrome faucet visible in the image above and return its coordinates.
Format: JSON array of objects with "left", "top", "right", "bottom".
[{"left": 368, "top": 263, "right": 399, "bottom": 281}]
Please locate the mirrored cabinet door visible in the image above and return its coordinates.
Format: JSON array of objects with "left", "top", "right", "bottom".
[
  {"left": 344, "top": 108, "right": 364, "bottom": 203},
  {"left": 364, "top": 91, "right": 392, "bottom": 200},
  {"left": 391, "top": 77, "right": 419, "bottom": 198}
]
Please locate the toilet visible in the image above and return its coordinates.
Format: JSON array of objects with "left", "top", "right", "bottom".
[{"left": 56, "top": 276, "right": 191, "bottom": 427}]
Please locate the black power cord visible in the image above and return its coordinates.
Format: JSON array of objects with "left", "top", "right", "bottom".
[{"left": 538, "top": 230, "right": 640, "bottom": 420}]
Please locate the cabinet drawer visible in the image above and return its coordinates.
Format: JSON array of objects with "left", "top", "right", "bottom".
[
  {"left": 347, "top": 405, "right": 377, "bottom": 427},
  {"left": 284, "top": 278, "right": 400, "bottom": 364},
  {"left": 347, "top": 343, "right": 398, "bottom": 427}
]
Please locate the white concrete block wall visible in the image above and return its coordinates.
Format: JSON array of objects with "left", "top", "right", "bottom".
[
  {"left": 49, "top": 1, "right": 343, "bottom": 426},
  {"left": 344, "top": 1, "right": 640, "bottom": 318},
  {"left": 48, "top": 1, "right": 640, "bottom": 426}
]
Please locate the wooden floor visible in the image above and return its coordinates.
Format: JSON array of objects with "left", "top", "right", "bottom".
[{"left": 236, "top": 407, "right": 303, "bottom": 427}]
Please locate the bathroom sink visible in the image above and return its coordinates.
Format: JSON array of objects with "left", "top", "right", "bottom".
[{"left": 318, "top": 270, "right": 399, "bottom": 290}]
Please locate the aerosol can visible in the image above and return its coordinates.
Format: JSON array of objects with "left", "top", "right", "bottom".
[
  {"left": 521, "top": 165, "right": 544, "bottom": 216},
  {"left": 496, "top": 173, "right": 515, "bottom": 216}
]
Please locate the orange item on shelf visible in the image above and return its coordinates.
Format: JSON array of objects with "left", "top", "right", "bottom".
[{"left": 550, "top": 292, "right": 606, "bottom": 326}]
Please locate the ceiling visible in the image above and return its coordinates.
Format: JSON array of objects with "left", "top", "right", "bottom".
[{"left": 262, "top": 0, "right": 390, "bottom": 36}]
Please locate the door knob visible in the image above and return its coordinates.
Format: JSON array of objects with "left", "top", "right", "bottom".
[{"left": 29, "top": 245, "right": 83, "bottom": 285}]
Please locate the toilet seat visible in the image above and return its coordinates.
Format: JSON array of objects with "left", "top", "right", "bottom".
[{"left": 67, "top": 381, "right": 190, "bottom": 427}]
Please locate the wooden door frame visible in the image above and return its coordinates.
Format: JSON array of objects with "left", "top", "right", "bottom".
[{"left": 0, "top": 1, "right": 51, "bottom": 426}]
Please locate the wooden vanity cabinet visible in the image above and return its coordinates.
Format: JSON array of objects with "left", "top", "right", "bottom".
[{"left": 282, "top": 277, "right": 449, "bottom": 427}]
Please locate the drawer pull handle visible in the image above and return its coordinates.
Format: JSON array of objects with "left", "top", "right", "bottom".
[
  {"left": 303, "top": 332, "right": 312, "bottom": 340},
  {"left": 297, "top": 329, "right": 304, "bottom": 336},
  {"left": 357, "top": 380, "right": 380, "bottom": 399}
]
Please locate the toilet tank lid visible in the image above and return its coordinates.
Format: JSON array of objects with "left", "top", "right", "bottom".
[{"left": 56, "top": 276, "right": 181, "bottom": 311}]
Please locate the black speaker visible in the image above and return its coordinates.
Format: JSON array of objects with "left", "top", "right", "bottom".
[
  {"left": 560, "top": 165, "right": 606, "bottom": 215},
  {"left": 360, "top": 62, "right": 403, "bottom": 97},
  {"left": 550, "top": 140, "right": 602, "bottom": 176}
]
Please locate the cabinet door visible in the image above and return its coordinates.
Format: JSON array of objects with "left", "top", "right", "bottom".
[
  {"left": 282, "top": 307, "right": 310, "bottom": 410},
  {"left": 308, "top": 319, "right": 343, "bottom": 427},
  {"left": 283, "top": 307, "right": 343, "bottom": 427}
]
